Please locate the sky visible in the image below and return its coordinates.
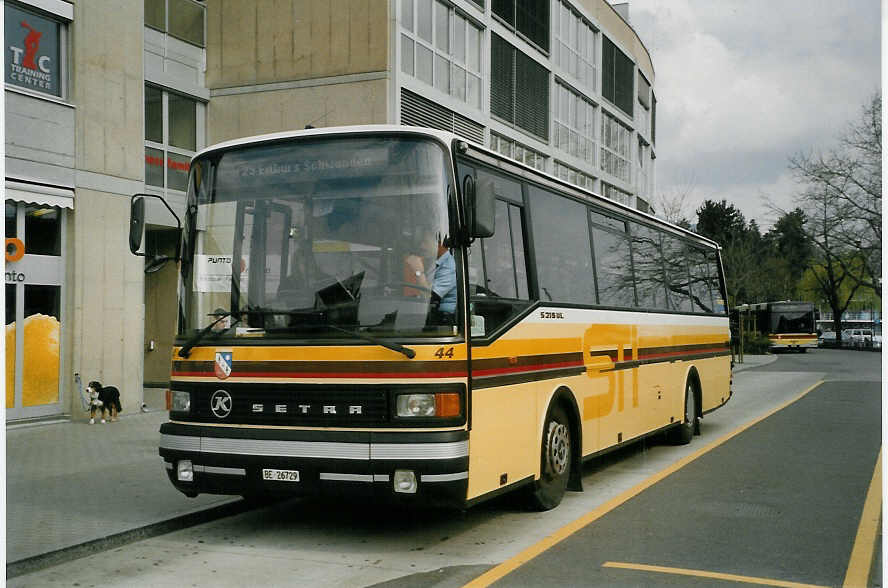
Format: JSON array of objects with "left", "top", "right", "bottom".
[{"left": 623, "top": 0, "right": 881, "bottom": 230}]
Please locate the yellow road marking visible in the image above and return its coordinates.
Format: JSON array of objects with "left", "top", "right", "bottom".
[
  {"left": 842, "top": 449, "right": 882, "bottom": 587},
  {"left": 602, "top": 561, "right": 829, "bottom": 588},
  {"left": 462, "top": 380, "right": 825, "bottom": 588}
]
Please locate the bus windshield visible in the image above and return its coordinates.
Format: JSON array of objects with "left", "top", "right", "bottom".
[
  {"left": 179, "top": 135, "right": 458, "bottom": 340},
  {"left": 770, "top": 305, "right": 814, "bottom": 334}
]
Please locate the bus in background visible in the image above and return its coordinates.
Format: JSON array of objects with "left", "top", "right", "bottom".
[
  {"left": 129, "top": 125, "right": 732, "bottom": 511},
  {"left": 740, "top": 301, "right": 817, "bottom": 352}
]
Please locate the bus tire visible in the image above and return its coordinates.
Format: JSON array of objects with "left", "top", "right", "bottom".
[
  {"left": 668, "top": 380, "right": 697, "bottom": 445},
  {"left": 528, "top": 403, "right": 572, "bottom": 511}
]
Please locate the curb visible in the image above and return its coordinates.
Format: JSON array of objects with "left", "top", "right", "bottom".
[{"left": 6, "top": 498, "right": 251, "bottom": 579}]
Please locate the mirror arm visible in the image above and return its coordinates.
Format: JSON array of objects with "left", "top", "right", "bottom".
[{"left": 130, "top": 193, "right": 183, "bottom": 260}]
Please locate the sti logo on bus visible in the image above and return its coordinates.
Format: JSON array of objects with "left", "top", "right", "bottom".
[{"left": 215, "top": 351, "right": 233, "bottom": 379}]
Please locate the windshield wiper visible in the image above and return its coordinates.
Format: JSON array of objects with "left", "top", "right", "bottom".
[
  {"left": 326, "top": 324, "right": 416, "bottom": 359},
  {"left": 178, "top": 311, "right": 243, "bottom": 358},
  {"left": 180, "top": 308, "right": 415, "bottom": 360}
]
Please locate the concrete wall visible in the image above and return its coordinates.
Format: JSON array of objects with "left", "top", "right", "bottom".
[
  {"left": 67, "top": 0, "right": 146, "bottom": 418},
  {"left": 205, "top": 0, "right": 391, "bottom": 142},
  {"left": 208, "top": 79, "right": 389, "bottom": 143},
  {"left": 73, "top": 0, "right": 144, "bottom": 178},
  {"left": 206, "top": 0, "right": 390, "bottom": 89}
]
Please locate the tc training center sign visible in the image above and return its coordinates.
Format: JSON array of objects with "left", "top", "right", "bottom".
[{"left": 5, "top": 3, "right": 61, "bottom": 97}]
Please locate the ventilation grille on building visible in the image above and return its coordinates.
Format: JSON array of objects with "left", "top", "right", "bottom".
[{"left": 400, "top": 89, "right": 484, "bottom": 144}]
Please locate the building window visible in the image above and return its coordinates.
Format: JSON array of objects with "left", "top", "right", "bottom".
[
  {"left": 554, "top": 81, "right": 596, "bottom": 165},
  {"left": 602, "top": 36, "right": 634, "bottom": 117},
  {"left": 636, "top": 71, "right": 651, "bottom": 138},
  {"left": 4, "top": 3, "right": 66, "bottom": 98},
  {"left": 554, "top": 160, "right": 595, "bottom": 190},
  {"left": 602, "top": 181, "right": 632, "bottom": 207},
  {"left": 490, "top": 132, "right": 547, "bottom": 172},
  {"left": 492, "top": 0, "right": 549, "bottom": 53},
  {"left": 554, "top": 1, "right": 596, "bottom": 92},
  {"left": 145, "top": 84, "right": 201, "bottom": 192},
  {"left": 651, "top": 92, "right": 657, "bottom": 145},
  {"left": 601, "top": 110, "right": 631, "bottom": 183},
  {"left": 491, "top": 34, "right": 549, "bottom": 141},
  {"left": 144, "top": 0, "right": 205, "bottom": 47},
  {"left": 401, "top": 0, "right": 483, "bottom": 109}
]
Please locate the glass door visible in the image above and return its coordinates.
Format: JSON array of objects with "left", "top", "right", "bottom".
[{"left": 5, "top": 201, "right": 66, "bottom": 420}]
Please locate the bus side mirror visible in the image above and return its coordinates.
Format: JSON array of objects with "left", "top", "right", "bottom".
[
  {"left": 128, "top": 194, "right": 183, "bottom": 272},
  {"left": 464, "top": 175, "right": 494, "bottom": 239},
  {"left": 129, "top": 196, "right": 146, "bottom": 255}
]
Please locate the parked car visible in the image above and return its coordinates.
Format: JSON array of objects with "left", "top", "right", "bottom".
[
  {"left": 842, "top": 328, "right": 874, "bottom": 349},
  {"left": 871, "top": 335, "right": 881, "bottom": 350},
  {"left": 818, "top": 331, "right": 838, "bottom": 348}
]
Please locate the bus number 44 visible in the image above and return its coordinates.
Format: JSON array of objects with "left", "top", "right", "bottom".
[{"left": 434, "top": 347, "right": 455, "bottom": 359}]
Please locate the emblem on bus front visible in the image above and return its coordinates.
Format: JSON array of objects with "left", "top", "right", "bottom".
[
  {"left": 214, "top": 351, "right": 233, "bottom": 379},
  {"left": 210, "top": 389, "right": 232, "bottom": 419}
]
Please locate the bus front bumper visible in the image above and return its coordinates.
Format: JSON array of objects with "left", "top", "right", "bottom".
[{"left": 158, "top": 422, "right": 469, "bottom": 507}]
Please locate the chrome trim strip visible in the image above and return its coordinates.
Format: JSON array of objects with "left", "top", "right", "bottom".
[
  {"left": 160, "top": 434, "right": 201, "bottom": 452},
  {"left": 421, "top": 471, "right": 469, "bottom": 482},
  {"left": 373, "top": 474, "right": 390, "bottom": 482},
  {"left": 319, "top": 473, "right": 374, "bottom": 482},
  {"left": 370, "top": 440, "right": 469, "bottom": 460},
  {"left": 201, "top": 437, "right": 369, "bottom": 460},
  {"left": 160, "top": 434, "right": 469, "bottom": 461},
  {"left": 200, "top": 466, "right": 246, "bottom": 476}
]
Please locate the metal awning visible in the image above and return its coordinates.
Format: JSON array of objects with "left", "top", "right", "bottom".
[{"left": 5, "top": 180, "right": 74, "bottom": 209}]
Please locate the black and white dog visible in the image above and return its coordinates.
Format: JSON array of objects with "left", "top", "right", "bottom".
[{"left": 86, "top": 381, "right": 122, "bottom": 424}]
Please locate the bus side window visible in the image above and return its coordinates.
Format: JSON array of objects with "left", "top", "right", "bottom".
[
  {"left": 590, "top": 215, "right": 635, "bottom": 308},
  {"left": 469, "top": 198, "right": 531, "bottom": 337},
  {"left": 529, "top": 186, "right": 595, "bottom": 304},
  {"left": 706, "top": 252, "right": 726, "bottom": 314},
  {"left": 630, "top": 222, "right": 668, "bottom": 310},
  {"left": 663, "top": 234, "right": 692, "bottom": 312},
  {"left": 688, "top": 246, "right": 714, "bottom": 313}
]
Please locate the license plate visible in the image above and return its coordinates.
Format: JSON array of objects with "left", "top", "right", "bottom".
[{"left": 262, "top": 468, "right": 300, "bottom": 482}]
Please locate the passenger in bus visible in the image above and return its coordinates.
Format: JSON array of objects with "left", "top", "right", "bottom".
[{"left": 404, "top": 229, "right": 457, "bottom": 320}]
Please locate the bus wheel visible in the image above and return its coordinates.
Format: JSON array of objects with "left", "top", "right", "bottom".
[
  {"left": 528, "top": 403, "right": 571, "bottom": 511},
  {"left": 669, "top": 381, "right": 697, "bottom": 445}
]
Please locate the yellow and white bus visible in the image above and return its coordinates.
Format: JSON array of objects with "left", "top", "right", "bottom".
[
  {"left": 738, "top": 301, "right": 817, "bottom": 352},
  {"left": 130, "top": 125, "right": 732, "bottom": 510}
]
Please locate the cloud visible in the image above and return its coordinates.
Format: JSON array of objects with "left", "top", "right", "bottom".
[{"left": 626, "top": 0, "right": 880, "bottom": 228}]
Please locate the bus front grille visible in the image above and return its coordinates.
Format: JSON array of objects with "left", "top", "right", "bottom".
[{"left": 189, "top": 385, "right": 389, "bottom": 426}]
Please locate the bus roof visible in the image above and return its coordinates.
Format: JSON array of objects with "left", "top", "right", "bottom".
[
  {"left": 194, "top": 124, "right": 721, "bottom": 250},
  {"left": 193, "top": 124, "right": 462, "bottom": 160}
]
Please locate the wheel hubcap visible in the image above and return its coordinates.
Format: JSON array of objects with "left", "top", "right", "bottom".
[
  {"left": 547, "top": 422, "right": 570, "bottom": 475},
  {"left": 686, "top": 385, "right": 696, "bottom": 426}
]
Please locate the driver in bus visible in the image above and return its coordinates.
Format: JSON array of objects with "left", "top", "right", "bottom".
[{"left": 404, "top": 229, "right": 456, "bottom": 320}]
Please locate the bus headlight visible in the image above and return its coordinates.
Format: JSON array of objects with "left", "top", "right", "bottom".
[
  {"left": 171, "top": 390, "right": 191, "bottom": 413},
  {"left": 395, "top": 393, "right": 461, "bottom": 418},
  {"left": 397, "top": 394, "right": 435, "bottom": 417}
]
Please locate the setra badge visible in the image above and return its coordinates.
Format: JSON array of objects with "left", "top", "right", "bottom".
[{"left": 214, "top": 351, "right": 233, "bottom": 379}]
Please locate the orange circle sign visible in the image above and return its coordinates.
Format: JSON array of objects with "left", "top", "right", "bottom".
[{"left": 6, "top": 238, "right": 25, "bottom": 262}]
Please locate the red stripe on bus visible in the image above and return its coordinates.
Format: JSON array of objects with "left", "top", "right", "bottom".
[{"left": 636, "top": 346, "right": 729, "bottom": 361}]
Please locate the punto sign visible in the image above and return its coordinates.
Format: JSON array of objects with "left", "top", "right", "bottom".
[{"left": 5, "top": 3, "right": 61, "bottom": 97}]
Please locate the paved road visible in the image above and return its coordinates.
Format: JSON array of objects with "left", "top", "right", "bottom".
[
  {"left": 476, "top": 348, "right": 882, "bottom": 587},
  {"left": 8, "top": 350, "right": 880, "bottom": 587}
]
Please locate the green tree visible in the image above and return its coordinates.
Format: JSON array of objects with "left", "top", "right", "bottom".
[
  {"left": 789, "top": 94, "right": 881, "bottom": 341},
  {"left": 790, "top": 94, "right": 881, "bottom": 298}
]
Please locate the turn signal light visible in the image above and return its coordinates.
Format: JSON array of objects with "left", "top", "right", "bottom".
[{"left": 435, "top": 393, "right": 461, "bottom": 418}]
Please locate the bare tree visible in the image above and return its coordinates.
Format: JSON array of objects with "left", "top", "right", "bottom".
[{"left": 789, "top": 94, "right": 881, "bottom": 299}]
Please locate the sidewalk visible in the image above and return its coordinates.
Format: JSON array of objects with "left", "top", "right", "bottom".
[
  {"left": 6, "top": 405, "right": 241, "bottom": 572},
  {"left": 732, "top": 353, "right": 779, "bottom": 372},
  {"left": 6, "top": 357, "right": 780, "bottom": 575}
]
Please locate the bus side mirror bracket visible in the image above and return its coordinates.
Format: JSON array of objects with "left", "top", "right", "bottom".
[
  {"left": 129, "top": 194, "right": 183, "bottom": 269},
  {"left": 464, "top": 175, "right": 494, "bottom": 241}
]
